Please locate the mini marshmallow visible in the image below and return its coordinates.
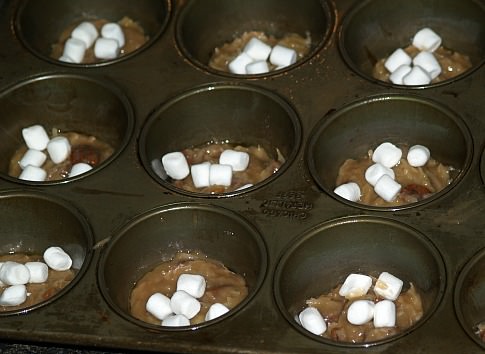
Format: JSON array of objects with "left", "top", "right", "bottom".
[
  {"left": 389, "top": 64, "right": 412, "bottom": 85},
  {"left": 0, "top": 285, "right": 27, "bottom": 306},
  {"left": 413, "top": 51, "right": 441, "bottom": 80},
  {"left": 101, "top": 22, "right": 125, "bottom": 48},
  {"left": 298, "top": 307, "right": 327, "bottom": 335},
  {"left": 71, "top": 21, "right": 98, "bottom": 48},
  {"left": 69, "top": 162, "right": 93, "bottom": 177},
  {"left": 334, "top": 182, "right": 361, "bottom": 202},
  {"left": 19, "top": 149, "right": 47, "bottom": 169},
  {"left": 22, "top": 124, "right": 50, "bottom": 151},
  {"left": 0, "top": 262, "right": 4, "bottom": 286},
  {"left": 374, "top": 272, "right": 404, "bottom": 301},
  {"left": 270, "top": 45, "right": 297, "bottom": 68},
  {"left": 162, "top": 314, "right": 190, "bottom": 327},
  {"left": 18, "top": 165, "right": 47, "bottom": 182},
  {"left": 402, "top": 65, "right": 431, "bottom": 86},
  {"left": 243, "top": 37, "right": 272, "bottom": 61},
  {"left": 219, "top": 149, "right": 250, "bottom": 172},
  {"left": 94, "top": 37, "right": 120, "bottom": 60},
  {"left": 146, "top": 293, "right": 173, "bottom": 320},
  {"left": 373, "top": 300, "right": 396, "bottom": 328},
  {"left": 0, "top": 261, "right": 30, "bottom": 285},
  {"left": 374, "top": 175, "right": 402, "bottom": 202},
  {"left": 228, "top": 52, "right": 254, "bottom": 75},
  {"left": 384, "top": 48, "right": 412, "bottom": 73},
  {"left": 372, "top": 142, "right": 402, "bottom": 168},
  {"left": 412, "top": 27, "right": 442, "bottom": 52},
  {"left": 191, "top": 162, "right": 211, "bottom": 188},
  {"left": 62, "top": 37, "right": 87, "bottom": 64},
  {"left": 43, "top": 246, "right": 72, "bottom": 271},
  {"left": 25, "top": 262, "right": 48, "bottom": 284},
  {"left": 245, "top": 60, "right": 270, "bottom": 75},
  {"left": 205, "top": 303, "right": 230, "bottom": 321},
  {"left": 209, "top": 164, "right": 233, "bottom": 186},
  {"left": 170, "top": 290, "right": 201, "bottom": 319},
  {"left": 47, "top": 136, "right": 71, "bottom": 164},
  {"left": 365, "top": 163, "right": 395, "bottom": 187},
  {"left": 177, "top": 273, "right": 206, "bottom": 299},
  {"left": 407, "top": 145, "right": 431, "bottom": 167},
  {"left": 338, "top": 273, "right": 373, "bottom": 299},
  {"left": 347, "top": 300, "right": 375, "bottom": 325},
  {"left": 161, "top": 152, "right": 190, "bottom": 180}
]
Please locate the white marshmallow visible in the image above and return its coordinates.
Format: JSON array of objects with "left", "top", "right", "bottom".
[
  {"left": 62, "top": 37, "right": 87, "bottom": 64},
  {"left": 243, "top": 37, "right": 272, "bottom": 61},
  {"left": 69, "top": 162, "right": 93, "bottom": 177},
  {"left": 0, "top": 261, "right": 30, "bottom": 285},
  {"left": 384, "top": 48, "right": 412, "bottom": 73},
  {"left": 407, "top": 145, "right": 431, "bottom": 167},
  {"left": 162, "top": 314, "right": 190, "bottom": 327},
  {"left": 19, "top": 149, "right": 47, "bottom": 169},
  {"left": 245, "top": 60, "right": 270, "bottom": 75},
  {"left": 347, "top": 300, "right": 375, "bottom": 325},
  {"left": 373, "top": 300, "right": 396, "bottom": 328},
  {"left": 374, "top": 175, "right": 402, "bottom": 202},
  {"left": 228, "top": 52, "right": 254, "bottom": 75},
  {"left": 402, "top": 65, "right": 431, "bottom": 86},
  {"left": 170, "top": 290, "right": 201, "bottom": 319},
  {"left": 43, "top": 246, "right": 72, "bottom": 271},
  {"left": 18, "top": 165, "right": 47, "bottom": 182},
  {"left": 47, "top": 136, "right": 71, "bottom": 164},
  {"left": 190, "top": 162, "right": 211, "bottom": 188},
  {"left": 413, "top": 51, "right": 441, "bottom": 80},
  {"left": 365, "top": 163, "right": 395, "bottom": 187},
  {"left": 298, "top": 307, "right": 327, "bottom": 335},
  {"left": 412, "top": 27, "right": 442, "bottom": 52},
  {"left": 176, "top": 273, "right": 206, "bottom": 299},
  {"left": 0, "top": 285, "right": 27, "bottom": 306},
  {"left": 372, "top": 142, "right": 402, "bottom": 168},
  {"left": 269, "top": 45, "right": 297, "bottom": 68},
  {"left": 94, "top": 38, "right": 120, "bottom": 60},
  {"left": 71, "top": 21, "right": 98, "bottom": 48},
  {"left": 374, "top": 272, "right": 404, "bottom": 301},
  {"left": 334, "top": 182, "right": 361, "bottom": 202},
  {"left": 205, "top": 303, "right": 230, "bottom": 321},
  {"left": 0, "top": 262, "right": 4, "bottom": 286},
  {"left": 209, "top": 164, "right": 233, "bottom": 187},
  {"left": 389, "top": 64, "right": 412, "bottom": 85},
  {"left": 22, "top": 124, "right": 50, "bottom": 151},
  {"left": 219, "top": 150, "right": 250, "bottom": 172},
  {"left": 338, "top": 273, "right": 373, "bottom": 299},
  {"left": 146, "top": 293, "right": 173, "bottom": 320},
  {"left": 161, "top": 152, "right": 190, "bottom": 180},
  {"left": 25, "top": 262, "right": 48, "bottom": 284},
  {"left": 101, "top": 22, "right": 125, "bottom": 48}
]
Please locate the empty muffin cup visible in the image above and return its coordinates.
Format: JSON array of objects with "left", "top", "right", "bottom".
[
  {"left": 175, "top": 0, "right": 334, "bottom": 76},
  {"left": 0, "top": 190, "right": 93, "bottom": 316},
  {"left": 15, "top": 0, "right": 171, "bottom": 66},
  {"left": 98, "top": 202, "right": 268, "bottom": 330},
  {"left": 339, "top": 0, "right": 485, "bottom": 87},
  {"left": 139, "top": 83, "right": 301, "bottom": 197},
  {"left": 274, "top": 215, "right": 446, "bottom": 347},
  {"left": 0, "top": 74, "right": 134, "bottom": 184},
  {"left": 307, "top": 94, "right": 472, "bottom": 210}
]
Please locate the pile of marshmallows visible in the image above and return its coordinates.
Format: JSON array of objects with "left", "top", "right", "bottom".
[
  {"left": 161, "top": 150, "right": 253, "bottom": 190},
  {"left": 228, "top": 37, "right": 298, "bottom": 75},
  {"left": 145, "top": 273, "right": 230, "bottom": 327},
  {"left": 18, "top": 124, "right": 93, "bottom": 182},
  {"left": 385, "top": 28, "right": 443, "bottom": 85},
  {"left": 59, "top": 21, "right": 125, "bottom": 63},
  {"left": 0, "top": 246, "right": 72, "bottom": 306},
  {"left": 334, "top": 142, "right": 431, "bottom": 203},
  {"left": 298, "top": 271, "right": 404, "bottom": 335}
]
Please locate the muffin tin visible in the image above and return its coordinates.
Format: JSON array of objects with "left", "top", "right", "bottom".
[{"left": 0, "top": 0, "right": 484, "bottom": 352}]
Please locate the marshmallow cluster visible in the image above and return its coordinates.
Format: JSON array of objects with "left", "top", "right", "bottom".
[
  {"left": 228, "top": 37, "right": 298, "bottom": 75},
  {"left": 146, "top": 272, "right": 230, "bottom": 326},
  {"left": 0, "top": 246, "right": 73, "bottom": 307},
  {"left": 385, "top": 28, "right": 443, "bottom": 85},
  {"left": 59, "top": 21, "right": 126, "bottom": 63}
]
